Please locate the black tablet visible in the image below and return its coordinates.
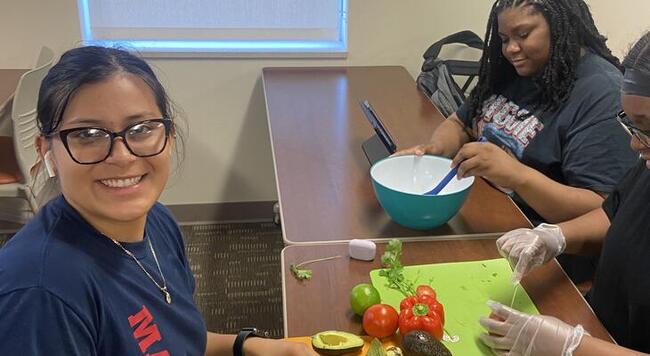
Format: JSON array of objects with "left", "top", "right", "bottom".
[{"left": 359, "top": 100, "right": 397, "bottom": 164}]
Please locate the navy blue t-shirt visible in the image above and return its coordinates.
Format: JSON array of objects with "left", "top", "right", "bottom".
[
  {"left": 0, "top": 196, "right": 207, "bottom": 355},
  {"left": 457, "top": 52, "right": 636, "bottom": 225}
]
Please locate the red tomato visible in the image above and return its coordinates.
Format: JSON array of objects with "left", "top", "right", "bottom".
[
  {"left": 416, "top": 285, "right": 437, "bottom": 299},
  {"left": 362, "top": 304, "right": 399, "bottom": 338}
]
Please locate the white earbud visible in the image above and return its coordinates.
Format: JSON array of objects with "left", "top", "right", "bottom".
[{"left": 44, "top": 151, "right": 56, "bottom": 178}]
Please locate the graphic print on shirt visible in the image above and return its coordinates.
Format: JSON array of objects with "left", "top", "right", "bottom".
[
  {"left": 128, "top": 305, "right": 170, "bottom": 356},
  {"left": 476, "top": 94, "right": 544, "bottom": 159}
]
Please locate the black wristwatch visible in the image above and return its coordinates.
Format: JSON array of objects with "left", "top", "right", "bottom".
[{"left": 233, "top": 327, "right": 268, "bottom": 356}]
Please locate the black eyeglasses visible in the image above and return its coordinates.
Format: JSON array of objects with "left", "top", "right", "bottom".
[
  {"left": 49, "top": 118, "right": 173, "bottom": 164},
  {"left": 616, "top": 111, "right": 650, "bottom": 149}
]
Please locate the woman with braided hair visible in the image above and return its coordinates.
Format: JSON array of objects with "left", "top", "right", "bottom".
[
  {"left": 396, "top": 0, "right": 636, "bottom": 283},
  {"left": 479, "top": 31, "right": 650, "bottom": 355},
  {"left": 397, "top": 0, "right": 635, "bottom": 225}
]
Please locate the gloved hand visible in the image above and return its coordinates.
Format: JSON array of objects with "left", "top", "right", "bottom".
[
  {"left": 479, "top": 300, "right": 587, "bottom": 356},
  {"left": 496, "top": 223, "right": 566, "bottom": 284}
]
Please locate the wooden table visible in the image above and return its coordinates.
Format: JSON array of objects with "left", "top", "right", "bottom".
[
  {"left": 281, "top": 239, "right": 613, "bottom": 343},
  {"left": 0, "top": 69, "right": 28, "bottom": 115},
  {"left": 262, "top": 66, "right": 531, "bottom": 244}
]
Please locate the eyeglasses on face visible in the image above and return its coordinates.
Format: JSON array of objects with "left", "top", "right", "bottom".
[
  {"left": 49, "top": 118, "right": 173, "bottom": 164},
  {"left": 616, "top": 110, "right": 650, "bottom": 149}
]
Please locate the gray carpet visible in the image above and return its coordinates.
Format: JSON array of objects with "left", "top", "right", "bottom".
[
  {"left": 180, "top": 222, "right": 285, "bottom": 338},
  {"left": 0, "top": 221, "right": 285, "bottom": 338}
]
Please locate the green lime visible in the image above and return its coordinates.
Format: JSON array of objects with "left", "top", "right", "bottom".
[{"left": 350, "top": 283, "right": 381, "bottom": 316}]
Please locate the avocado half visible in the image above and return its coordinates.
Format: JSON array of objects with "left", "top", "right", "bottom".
[{"left": 311, "top": 330, "right": 364, "bottom": 355}]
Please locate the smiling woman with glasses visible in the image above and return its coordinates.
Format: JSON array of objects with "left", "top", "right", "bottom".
[{"left": 0, "top": 46, "right": 317, "bottom": 356}]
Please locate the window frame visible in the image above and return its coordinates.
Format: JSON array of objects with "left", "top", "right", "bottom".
[{"left": 77, "top": 0, "right": 348, "bottom": 58}]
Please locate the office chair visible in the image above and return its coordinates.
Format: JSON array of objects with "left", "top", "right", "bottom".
[{"left": 0, "top": 46, "right": 55, "bottom": 223}]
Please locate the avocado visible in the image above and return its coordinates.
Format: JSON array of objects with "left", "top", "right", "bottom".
[
  {"left": 402, "top": 330, "right": 452, "bottom": 356},
  {"left": 311, "top": 330, "right": 364, "bottom": 355}
]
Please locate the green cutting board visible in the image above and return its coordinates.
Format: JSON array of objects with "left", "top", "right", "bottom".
[{"left": 369, "top": 258, "right": 539, "bottom": 355}]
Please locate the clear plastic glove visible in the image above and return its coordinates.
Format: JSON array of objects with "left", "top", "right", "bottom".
[
  {"left": 496, "top": 223, "right": 566, "bottom": 284},
  {"left": 479, "top": 300, "right": 587, "bottom": 356}
]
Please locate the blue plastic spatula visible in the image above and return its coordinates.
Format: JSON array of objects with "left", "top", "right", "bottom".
[{"left": 423, "top": 136, "right": 487, "bottom": 196}]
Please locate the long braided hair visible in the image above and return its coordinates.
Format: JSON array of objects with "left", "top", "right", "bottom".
[{"left": 467, "top": 0, "right": 621, "bottom": 119}]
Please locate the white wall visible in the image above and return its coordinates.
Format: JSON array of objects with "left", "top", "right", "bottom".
[
  {"left": 2, "top": 0, "right": 648, "bottom": 205},
  {"left": 589, "top": 2, "right": 649, "bottom": 58}
]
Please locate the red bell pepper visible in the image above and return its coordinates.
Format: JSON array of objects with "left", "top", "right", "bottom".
[{"left": 398, "top": 294, "right": 444, "bottom": 340}]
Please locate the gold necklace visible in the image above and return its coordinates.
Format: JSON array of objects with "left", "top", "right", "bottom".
[{"left": 111, "top": 237, "right": 172, "bottom": 304}]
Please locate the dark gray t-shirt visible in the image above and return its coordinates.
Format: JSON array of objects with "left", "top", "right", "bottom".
[{"left": 457, "top": 52, "right": 636, "bottom": 224}]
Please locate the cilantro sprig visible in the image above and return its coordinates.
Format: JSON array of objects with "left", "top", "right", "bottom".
[
  {"left": 289, "top": 255, "right": 342, "bottom": 280},
  {"left": 290, "top": 264, "right": 313, "bottom": 280},
  {"left": 378, "top": 239, "right": 416, "bottom": 296}
]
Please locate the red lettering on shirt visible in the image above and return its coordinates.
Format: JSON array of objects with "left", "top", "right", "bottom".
[
  {"left": 477, "top": 94, "right": 544, "bottom": 155},
  {"left": 128, "top": 305, "right": 169, "bottom": 355}
]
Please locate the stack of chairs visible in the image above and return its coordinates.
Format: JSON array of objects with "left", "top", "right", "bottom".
[{"left": 0, "top": 47, "right": 55, "bottom": 223}]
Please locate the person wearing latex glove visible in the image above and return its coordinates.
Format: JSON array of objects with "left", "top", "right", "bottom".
[
  {"left": 496, "top": 223, "right": 566, "bottom": 284},
  {"left": 479, "top": 31, "right": 650, "bottom": 354},
  {"left": 480, "top": 301, "right": 648, "bottom": 356},
  {"left": 480, "top": 300, "right": 586, "bottom": 356},
  {"left": 495, "top": 203, "right": 611, "bottom": 283}
]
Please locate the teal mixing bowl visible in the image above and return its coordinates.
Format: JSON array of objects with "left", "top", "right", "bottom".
[{"left": 370, "top": 155, "right": 475, "bottom": 230}]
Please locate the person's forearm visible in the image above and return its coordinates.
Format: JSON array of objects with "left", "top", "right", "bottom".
[
  {"left": 575, "top": 336, "right": 647, "bottom": 356},
  {"left": 513, "top": 165, "right": 605, "bottom": 223},
  {"left": 430, "top": 114, "right": 470, "bottom": 158},
  {"left": 205, "top": 332, "right": 236, "bottom": 356},
  {"left": 558, "top": 207, "right": 610, "bottom": 256}
]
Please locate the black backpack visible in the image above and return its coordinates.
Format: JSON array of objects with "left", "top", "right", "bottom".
[{"left": 416, "top": 30, "right": 484, "bottom": 117}]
